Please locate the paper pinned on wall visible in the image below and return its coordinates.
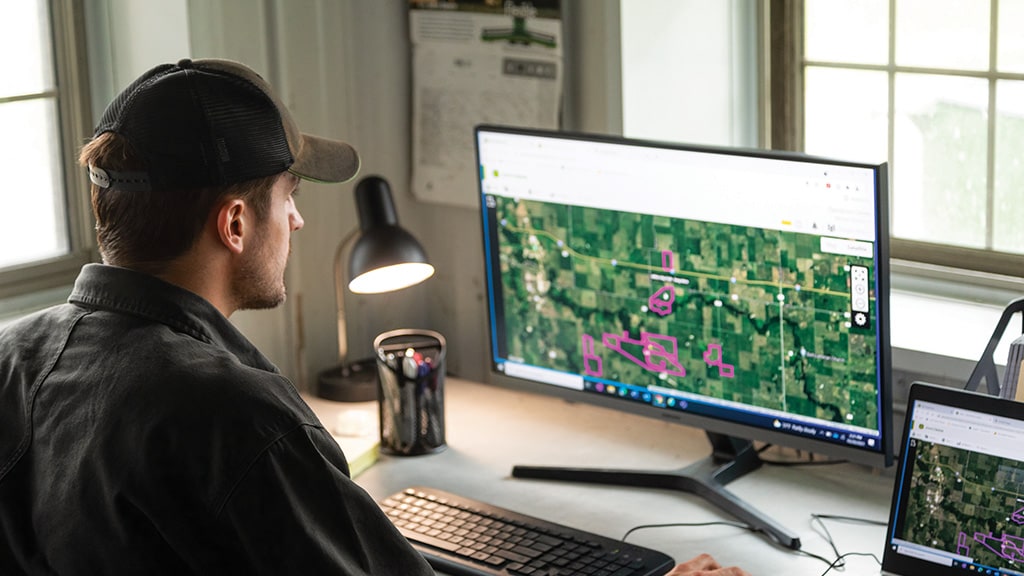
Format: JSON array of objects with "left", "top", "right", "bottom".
[{"left": 409, "top": 1, "right": 563, "bottom": 208}]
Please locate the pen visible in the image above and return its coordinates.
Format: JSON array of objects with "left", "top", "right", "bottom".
[{"left": 403, "top": 347, "right": 419, "bottom": 380}]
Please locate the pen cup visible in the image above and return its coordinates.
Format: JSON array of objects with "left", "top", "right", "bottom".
[{"left": 374, "top": 328, "right": 447, "bottom": 456}]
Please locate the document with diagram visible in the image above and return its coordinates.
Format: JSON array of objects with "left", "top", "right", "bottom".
[{"left": 409, "top": 0, "right": 563, "bottom": 207}]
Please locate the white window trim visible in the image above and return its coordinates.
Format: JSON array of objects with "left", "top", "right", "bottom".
[{"left": 769, "top": 0, "right": 1024, "bottom": 280}]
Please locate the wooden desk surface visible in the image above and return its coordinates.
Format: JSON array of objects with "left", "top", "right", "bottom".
[{"left": 310, "top": 377, "right": 895, "bottom": 575}]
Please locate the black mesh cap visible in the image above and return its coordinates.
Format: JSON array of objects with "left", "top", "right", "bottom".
[{"left": 89, "top": 58, "right": 360, "bottom": 192}]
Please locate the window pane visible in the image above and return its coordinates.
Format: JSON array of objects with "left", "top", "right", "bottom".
[
  {"left": 895, "top": 0, "right": 990, "bottom": 70},
  {"left": 993, "top": 80, "right": 1024, "bottom": 253},
  {"left": 998, "top": 0, "right": 1024, "bottom": 73},
  {"left": 0, "top": 99, "right": 67, "bottom": 269},
  {"left": 0, "top": 0, "right": 53, "bottom": 97},
  {"left": 804, "top": 67, "right": 888, "bottom": 164},
  {"left": 893, "top": 73, "right": 989, "bottom": 248},
  {"left": 804, "top": 0, "right": 888, "bottom": 65}
]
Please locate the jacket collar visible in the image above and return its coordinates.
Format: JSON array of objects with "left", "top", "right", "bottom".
[{"left": 69, "top": 264, "right": 278, "bottom": 373}]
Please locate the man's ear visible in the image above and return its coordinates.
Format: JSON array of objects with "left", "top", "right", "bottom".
[{"left": 216, "top": 198, "right": 247, "bottom": 255}]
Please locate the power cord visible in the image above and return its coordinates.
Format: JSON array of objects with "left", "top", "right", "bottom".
[
  {"left": 620, "top": 520, "right": 756, "bottom": 542},
  {"left": 810, "top": 514, "right": 887, "bottom": 561},
  {"left": 817, "top": 551, "right": 883, "bottom": 575},
  {"left": 619, "top": 512, "right": 886, "bottom": 574},
  {"left": 621, "top": 519, "right": 840, "bottom": 567},
  {"left": 809, "top": 514, "right": 886, "bottom": 575}
]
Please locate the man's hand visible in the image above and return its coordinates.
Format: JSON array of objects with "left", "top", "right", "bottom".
[{"left": 665, "top": 553, "right": 751, "bottom": 576}]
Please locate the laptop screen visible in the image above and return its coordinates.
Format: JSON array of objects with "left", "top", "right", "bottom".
[{"left": 883, "top": 383, "right": 1024, "bottom": 576}]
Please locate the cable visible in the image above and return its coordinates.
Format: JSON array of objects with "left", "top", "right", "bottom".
[
  {"left": 812, "top": 513, "right": 887, "bottom": 526},
  {"left": 809, "top": 513, "right": 886, "bottom": 572},
  {"left": 818, "top": 551, "right": 882, "bottom": 576},
  {"left": 622, "top": 519, "right": 842, "bottom": 568},
  {"left": 622, "top": 518, "right": 845, "bottom": 570},
  {"left": 809, "top": 514, "right": 878, "bottom": 564},
  {"left": 620, "top": 520, "right": 755, "bottom": 542},
  {"left": 619, "top": 511, "right": 886, "bottom": 572},
  {"left": 791, "top": 547, "right": 839, "bottom": 567}
]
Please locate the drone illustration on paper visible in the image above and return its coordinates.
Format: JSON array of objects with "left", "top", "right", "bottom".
[{"left": 581, "top": 249, "right": 735, "bottom": 380}]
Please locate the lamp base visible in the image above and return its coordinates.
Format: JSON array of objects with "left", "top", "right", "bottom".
[{"left": 316, "top": 358, "right": 379, "bottom": 402}]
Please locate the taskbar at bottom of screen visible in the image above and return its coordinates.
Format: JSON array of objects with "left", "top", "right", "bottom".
[{"left": 581, "top": 379, "right": 882, "bottom": 452}]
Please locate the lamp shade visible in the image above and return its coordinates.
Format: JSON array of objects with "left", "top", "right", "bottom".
[
  {"left": 318, "top": 175, "right": 435, "bottom": 402},
  {"left": 347, "top": 176, "right": 434, "bottom": 293}
]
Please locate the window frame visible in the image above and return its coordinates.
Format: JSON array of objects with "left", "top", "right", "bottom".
[
  {"left": 768, "top": 0, "right": 1024, "bottom": 282},
  {"left": 0, "top": 0, "right": 97, "bottom": 304}
]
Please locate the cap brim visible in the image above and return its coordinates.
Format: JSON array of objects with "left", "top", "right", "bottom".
[{"left": 289, "top": 133, "right": 360, "bottom": 184}]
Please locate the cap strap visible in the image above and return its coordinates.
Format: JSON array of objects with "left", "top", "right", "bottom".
[{"left": 88, "top": 165, "right": 152, "bottom": 192}]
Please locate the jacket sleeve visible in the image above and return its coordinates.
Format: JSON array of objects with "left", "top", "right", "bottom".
[{"left": 215, "top": 424, "right": 434, "bottom": 575}]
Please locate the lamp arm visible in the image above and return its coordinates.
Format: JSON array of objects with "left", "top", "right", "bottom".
[{"left": 333, "top": 229, "right": 359, "bottom": 366}]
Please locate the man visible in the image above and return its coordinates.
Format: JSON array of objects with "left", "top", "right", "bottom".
[
  {"left": 0, "top": 58, "right": 747, "bottom": 575},
  {"left": 0, "top": 57, "right": 434, "bottom": 575}
]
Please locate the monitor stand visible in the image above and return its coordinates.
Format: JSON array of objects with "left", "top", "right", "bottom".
[{"left": 511, "top": 431, "right": 802, "bottom": 550}]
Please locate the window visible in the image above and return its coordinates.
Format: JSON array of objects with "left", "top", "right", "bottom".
[
  {"left": 0, "top": 0, "right": 94, "bottom": 303},
  {"left": 770, "top": 0, "right": 1024, "bottom": 278}
]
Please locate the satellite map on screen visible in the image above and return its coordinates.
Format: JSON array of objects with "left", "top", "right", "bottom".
[
  {"left": 903, "top": 439, "right": 1024, "bottom": 569},
  {"left": 492, "top": 195, "right": 880, "bottom": 429}
]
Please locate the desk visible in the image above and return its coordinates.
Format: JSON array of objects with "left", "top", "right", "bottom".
[{"left": 310, "top": 378, "right": 895, "bottom": 575}]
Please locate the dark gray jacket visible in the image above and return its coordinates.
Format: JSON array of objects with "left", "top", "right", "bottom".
[{"left": 0, "top": 264, "right": 432, "bottom": 575}]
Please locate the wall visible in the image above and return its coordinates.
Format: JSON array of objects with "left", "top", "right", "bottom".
[{"left": 83, "top": 0, "right": 191, "bottom": 118}]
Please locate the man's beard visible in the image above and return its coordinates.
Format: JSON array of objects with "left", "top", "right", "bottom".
[{"left": 233, "top": 236, "right": 288, "bottom": 311}]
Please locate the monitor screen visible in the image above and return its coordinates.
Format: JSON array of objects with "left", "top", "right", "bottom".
[{"left": 473, "top": 125, "right": 894, "bottom": 546}]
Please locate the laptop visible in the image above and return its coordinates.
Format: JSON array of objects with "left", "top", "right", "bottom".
[{"left": 882, "top": 382, "right": 1024, "bottom": 576}]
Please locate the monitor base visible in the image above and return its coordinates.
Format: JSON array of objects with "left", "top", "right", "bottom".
[{"left": 511, "top": 431, "right": 802, "bottom": 550}]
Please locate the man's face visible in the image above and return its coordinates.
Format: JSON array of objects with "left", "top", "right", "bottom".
[{"left": 234, "top": 172, "right": 304, "bottom": 310}]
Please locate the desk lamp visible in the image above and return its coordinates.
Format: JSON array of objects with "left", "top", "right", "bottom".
[{"left": 316, "top": 175, "right": 434, "bottom": 401}]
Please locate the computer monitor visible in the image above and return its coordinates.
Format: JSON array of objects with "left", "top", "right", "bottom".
[{"left": 473, "top": 125, "right": 894, "bottom": 550}]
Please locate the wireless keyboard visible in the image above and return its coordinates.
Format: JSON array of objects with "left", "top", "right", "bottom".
[{"left": 379, "top": 486, "right": 676, "bottom": 576}]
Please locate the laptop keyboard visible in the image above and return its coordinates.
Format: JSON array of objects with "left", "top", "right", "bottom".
[{"left": 379, "top": 486, "right": 676, "bottom": 576}]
